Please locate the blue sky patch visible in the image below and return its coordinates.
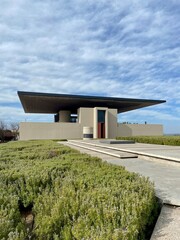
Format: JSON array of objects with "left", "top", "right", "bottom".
[{"left": 0, "top": 0, "right": 179, "bottom": 134}]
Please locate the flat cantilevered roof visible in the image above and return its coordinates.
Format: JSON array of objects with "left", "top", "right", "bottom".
[{"left": 18, "top": 91, "right": 166, "bottom": 114}]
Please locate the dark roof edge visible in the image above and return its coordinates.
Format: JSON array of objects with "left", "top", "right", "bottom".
[{"left": 17, "top": 91, "right": 166, "bottom": 104}]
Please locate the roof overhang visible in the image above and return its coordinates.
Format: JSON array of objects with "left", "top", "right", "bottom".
[{"left": 18, "top": 91, "right": 166, "bottom": 114}]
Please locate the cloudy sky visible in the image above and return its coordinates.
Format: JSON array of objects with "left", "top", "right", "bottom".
[{"left": 0, "top": 0, "right": 180, "bottom": 134}]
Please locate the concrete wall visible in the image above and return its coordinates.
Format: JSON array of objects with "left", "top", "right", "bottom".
[
  {"left": 79, "top": 107, "right": 118, "bottom": 139},
  {"left": 93, "top": 107, "right": 118, "bottom": 138},
  {"left": 20, "top": 107, "right": 119, "bottom": 140},
  {"left": 117, "top": 123, "right": 163, "bottom": 137},
  {"left": 19, "top": 122, "right": 82, "bottom": 140},
  {"left": 78, "top": 108, "right": 94, "bottom": 127},
  {"left": 19, "top": 109, "right": 163, "bottom": 140},
  {"left": 108, "top": 109, "right": 118, "bottom": 139}
]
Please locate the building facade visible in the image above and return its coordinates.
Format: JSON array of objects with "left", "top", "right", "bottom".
[{"left": 18, "top": 91, "right": 165, "bottom": 140}]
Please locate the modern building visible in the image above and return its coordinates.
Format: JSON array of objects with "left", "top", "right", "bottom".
[{"left": 18, "top": 91, "right": 166, "bottom": 140}]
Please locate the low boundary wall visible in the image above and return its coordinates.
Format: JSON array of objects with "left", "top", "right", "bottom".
[
  {"left": 19, "top": 122, "right": 164, "bottom": 140},
  {"left": 19, "top": 122, "right": 82, "bottom": 140},
  {"left": 117, "top": 123, "right": 163, "bottom": 136}
]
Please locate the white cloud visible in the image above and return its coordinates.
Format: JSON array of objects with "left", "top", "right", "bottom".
[{"left": 0, "top": 0, "right": 180, "bottom": 133}]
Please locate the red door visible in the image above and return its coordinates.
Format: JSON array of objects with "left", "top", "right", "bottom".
[
  {"left": 98, "top": 122, "right": 105, "bottom": 138},
  {"left": 98, "top": 110, "right": 105, "bottom": 138}
]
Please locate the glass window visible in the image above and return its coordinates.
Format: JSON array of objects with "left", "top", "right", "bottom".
[{"left": 98, "top": 110, "right": 105, "bottom": 123}]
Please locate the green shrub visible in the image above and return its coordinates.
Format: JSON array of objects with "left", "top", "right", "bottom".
[
  {"left": 0, "top": 140, "right": 159, "bottom": 239},
  {"left": 116, "top": 136, "right": 180, "bottom": 146}
]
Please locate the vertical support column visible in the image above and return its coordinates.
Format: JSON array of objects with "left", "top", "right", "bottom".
[
  {"left": 93, "top": 108, "right": 98, "bottom": 138},
  {"left": 105, "top": 110, "right": 108, "bottom": 138},
  {"left": 59, "top": 111, "right": 71, "bottom": 122},
  {"left": 77, "top": 108, "right": 81, "bottom": 123},
  {"left": 108, "top": 109, "right": 117, "bottom": 139}
]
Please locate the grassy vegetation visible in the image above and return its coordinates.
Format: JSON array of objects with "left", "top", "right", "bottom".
[
  {"left": 117, "top": 136, "right": 180, "bottom": 146},
  {"left": 0, "top": 140, "right": 159, "bottom": 239}
]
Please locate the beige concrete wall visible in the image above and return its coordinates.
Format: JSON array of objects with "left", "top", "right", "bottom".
[
  {"left": 93, "top": 107, "right": 98, "bottom": 138},
  {"left": 78, "top": 108, "right": 94, "bottom": 127},
  {"left": 108, "top": 109, "right": 118, "bottom": 139},
  {"left": 93, "top": 107, "right": 117, "bottom": 139},
  {"left": 117, "top": 123, "right": 163, "bottom": 136},
  {"left": 19, "top": 109, "right": 163, "bottom": 140},
  {"left": 19, "top": 122, "right": 82, "bottom": 140}
]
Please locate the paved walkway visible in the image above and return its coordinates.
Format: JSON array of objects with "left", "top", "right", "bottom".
[
  {"left": 72, "top": 140, "right": 180, "bottom": 163},
  {"left": 151, "top": 205, "right": 180, "bottom": 240},
  {"left": 61, "top": 140, "right": 180, "bottom": 206},
  {"left": 59, "top": 140, "right": 180, "bottom": 239}
]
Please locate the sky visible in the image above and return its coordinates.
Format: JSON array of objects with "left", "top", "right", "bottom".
[{"left": 0, "top": 0, "right": 180, "bottom": 134}]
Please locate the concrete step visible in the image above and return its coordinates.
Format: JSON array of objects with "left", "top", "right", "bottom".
[
  {"left": 67, "top": 140, "right": 138, "bottom": 159},
  {"left": 70, "top": 140, "right": 180, "bottom": 164}
]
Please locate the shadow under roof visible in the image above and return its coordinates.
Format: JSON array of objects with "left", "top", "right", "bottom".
[{"left": 18, "top": 91, "right": 166, "bottom": 114}]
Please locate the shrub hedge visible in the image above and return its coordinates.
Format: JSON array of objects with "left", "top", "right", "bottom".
[
  {"left": 0, "top": 140, "right": 159, "bottom": 239},
  {"left": 116, "top": 136, "right": 180, "bottom": 146}
]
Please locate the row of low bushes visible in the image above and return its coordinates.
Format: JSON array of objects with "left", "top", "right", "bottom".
[
  {"left": 0, "top": 140, "right": 159, "bottom": 239},
  {"left": 116, "top": 136, "right": 180, "bottom": 146}
]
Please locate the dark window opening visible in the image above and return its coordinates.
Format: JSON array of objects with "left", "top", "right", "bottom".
[
  {"left": 98, "top": 110, "right": 105, "bottom": 123},
  {"left": 70, "top": 114, "right": 78, "bottom": 123}
]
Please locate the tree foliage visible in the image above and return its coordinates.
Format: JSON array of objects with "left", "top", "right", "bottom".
[
  {"left": 0, "top": 120, "right": 19, "bottom": 142},
  {"left": 10, "top": 122, "right": 19, "bottom": 140},
  {"left": 0, "top": 120, "right": 6, "bottom": 142}
]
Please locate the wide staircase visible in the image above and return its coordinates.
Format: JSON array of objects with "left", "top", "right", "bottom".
[{"left": 66, "top": 140, "right": 138, "bottom": 159}]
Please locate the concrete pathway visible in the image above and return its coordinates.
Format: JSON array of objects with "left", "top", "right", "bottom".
[
  {"left": 151, "top": 205, "right": 180, "bottom": 240},
  {"left": 59, "top": 140, "right": 180, "bottom": 239},
  {"left": 61, "top": 140, "right": 180, "bottom": 206},
  {"left": 71, "top": 140, "right": 180, "bottom": 163}
]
